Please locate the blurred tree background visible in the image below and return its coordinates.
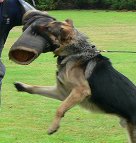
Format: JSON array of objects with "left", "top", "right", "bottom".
[{"left": 27, "top": 0, "right": 136, "bottom": 10}]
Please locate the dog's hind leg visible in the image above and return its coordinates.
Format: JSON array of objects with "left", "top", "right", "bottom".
[
  {"left": 126, "top": 122, "right": 136, "bottom": 143},
  {"left": 14, "top": 82, "right": 65, "bottom": 101},
  {"left": 47, "top": 84, "right": 91, "bottom": 135}
]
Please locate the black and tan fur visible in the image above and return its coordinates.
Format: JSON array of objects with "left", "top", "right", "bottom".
[{"left": 15, "top": 19, "right": 136, "bottom": 142}]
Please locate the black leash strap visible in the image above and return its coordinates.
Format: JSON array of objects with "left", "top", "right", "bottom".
[{"left": 96, "top": 50, "right": 136, "bottom": 54}]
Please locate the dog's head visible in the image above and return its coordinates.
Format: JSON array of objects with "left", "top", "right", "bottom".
[{"left": 31, "top": 19, "right": 76, "bottom": 56}]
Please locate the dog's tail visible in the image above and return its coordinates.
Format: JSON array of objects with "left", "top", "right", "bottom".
[{"left": 127, "top": 122, "right": 136, "bottom": 143}]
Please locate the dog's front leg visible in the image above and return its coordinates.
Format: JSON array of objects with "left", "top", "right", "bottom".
[
  {"left": 14, "top": 82, "right": 65, "bottom": 101},
  {"left": 48, "top": 85, "right": 91, "bottom": 134}
]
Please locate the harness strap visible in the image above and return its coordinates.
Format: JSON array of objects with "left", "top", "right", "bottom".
[{"left": 85, "top": 60, "right": 96, "bottom": 79}]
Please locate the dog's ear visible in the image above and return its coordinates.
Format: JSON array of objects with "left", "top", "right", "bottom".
[{"left": 65, "top": 19, "right": 74, "bottom": 27}]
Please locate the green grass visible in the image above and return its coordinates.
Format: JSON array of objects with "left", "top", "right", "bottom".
[{"left": 0, "top": 10, "right": 136, "bottom": 143}]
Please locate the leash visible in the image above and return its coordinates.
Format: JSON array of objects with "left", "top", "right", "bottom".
[{"left": 96, "top": 50, "right": 136, "bottom": 54}]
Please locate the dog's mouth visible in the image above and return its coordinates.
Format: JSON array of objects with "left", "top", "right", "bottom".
[
  {"left": 9, "top": 19, "right": 75, "bottom": 65},
  {"left": 30, "top": 20, "right": 75, "bottom": 56}
]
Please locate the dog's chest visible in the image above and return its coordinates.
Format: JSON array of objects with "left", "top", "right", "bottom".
[{"left": 56, "top": 66, "right": 73, "bottom": 97}]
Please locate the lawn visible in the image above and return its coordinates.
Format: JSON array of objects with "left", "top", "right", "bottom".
[{"left": 0, "top": 10, "right": 136, "bottom": 143}]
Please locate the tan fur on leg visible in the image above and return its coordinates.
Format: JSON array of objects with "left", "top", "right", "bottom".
[{"left": 48, "top": 86, "right": 91, "bottom": 134}]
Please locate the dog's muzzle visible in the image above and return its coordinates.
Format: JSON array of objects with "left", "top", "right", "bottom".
[{"left": 9, "top": 10, "right": 56, "bottom": 65}]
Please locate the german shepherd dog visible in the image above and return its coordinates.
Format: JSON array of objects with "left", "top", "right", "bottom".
[{"left": 15, "top": 19, "right": 136, "bottom": 142}]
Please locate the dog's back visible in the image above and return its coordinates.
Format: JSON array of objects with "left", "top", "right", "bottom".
[{"left": 87, "top": 54, "right": 136, "bottom": 123}]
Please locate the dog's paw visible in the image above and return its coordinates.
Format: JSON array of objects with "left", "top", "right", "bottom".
[
  {"left": 14, "top": 82, "right": 27, "bottom": 92},
  {"left": 47, "top": 125, "right": 60, "bottom": 135}
]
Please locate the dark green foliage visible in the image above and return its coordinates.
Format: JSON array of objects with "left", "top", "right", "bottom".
[
  {"left": 101, "top": 0, "right": 136, "bottom": 10},
  {"left": 26, "top": 0, "right": 136, "bottom": 10},
  {"left": 36, "top": 0, "right": 57, "bottom": 10},
  {"left": 25, "top": 0, "right": 57, "bottom": 10}
]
